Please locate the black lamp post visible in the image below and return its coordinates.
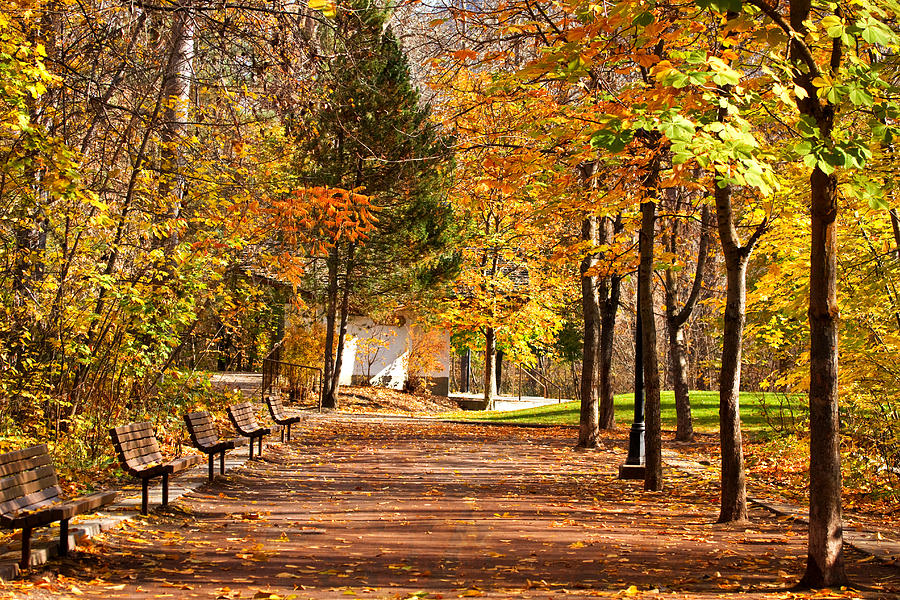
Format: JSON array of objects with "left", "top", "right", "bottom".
[{"left": 619, "top": 253, "right": 646, "bottom": 479}]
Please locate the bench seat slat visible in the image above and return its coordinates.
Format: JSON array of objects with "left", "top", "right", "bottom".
[
  {"left": 0, "top": 445, "right": 48, "bottom": 469},
  {"left": 0, "top": 490, "right": 66, "bottom": 528},
  {"left": 113, "top": 422, "right": 153, "bottom": 436},
  {"left": 121, "top": 447, "right": 163, "bottom": 464},
  {"left": 55, "top": 490, "right": 118, "bottom": 520}
]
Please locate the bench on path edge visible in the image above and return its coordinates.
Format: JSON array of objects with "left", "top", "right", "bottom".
[
  {"left": 0, "top": 444, "right": 117, "bottom": 569},
  {"left": 227, "top": 402, "right": 271, "bottom": 459},
  {"left": 184, "top": 411, "right": 237, "bottom": 481},
  {"left": 109, "top": 422, "right": 203, "bottom": 515},
  {"left": 266, "top": 395, "right": 303, "bottom": 442}
]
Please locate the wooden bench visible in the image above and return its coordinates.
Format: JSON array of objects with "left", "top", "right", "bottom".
[
  {"left": 0, "top": 444, "right": 116, "bottom": 569},
  {"left": 183, "top": 411, "right": 237, "bottom": 481},
  {"left": 109, "top": 422, "right": 203, "bottom": 515},
  {"left": 227, "top": 402, "right": 271, "bottom": 459},
  {"left": 265, "top": 395, "right": 303, "bottom": 442}
]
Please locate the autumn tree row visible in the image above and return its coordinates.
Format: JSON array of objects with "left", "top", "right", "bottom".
[
  {"left": 0, "top": 0, "right": 458, "bottom": 465},
  {"left": 418, "top": 0, "right": 900, "bottom": 588}
]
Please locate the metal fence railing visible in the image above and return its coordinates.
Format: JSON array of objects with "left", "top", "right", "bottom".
[{"left": 262, "top": 357, "right": 323, "bottom": 411}]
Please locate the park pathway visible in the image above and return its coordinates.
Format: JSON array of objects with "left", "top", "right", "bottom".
[{"left": 5, "top": 416, "right": 899, "bottom": 599}]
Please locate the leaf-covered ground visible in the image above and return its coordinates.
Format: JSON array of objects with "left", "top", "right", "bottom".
[
  {"left": 336, "top": 387, "right": 459, "bottom": 414},
  {"left": 2, "top": 416, "right": 897, "bottom": 600}
]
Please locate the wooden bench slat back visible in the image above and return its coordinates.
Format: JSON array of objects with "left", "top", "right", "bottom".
[
  {"left": 0, "top": 445, "right": 62, "bottom": 518},
  {"left": 267, "top": 395, "right": 286, "bottom": 420},
  {"left": 0, "top": 487, "right": 62, "bottom": 518},
  {"left": 0, "top": 464, "right": 58, "bottom": 495},
  {"left": 110, "top": 422, "right": 164, "bottom": 471},
  {"left": 228, "top": 402, "right": 261, "bottom": 434},
  {"left": 0, "top": 445, "right": 52, "bottom": 477},
  {"left": 184, "top": 412, "right": 220, "bottom": 448},
  {"left": 113, "top": 425, "right": 157, "bottom": 443}
]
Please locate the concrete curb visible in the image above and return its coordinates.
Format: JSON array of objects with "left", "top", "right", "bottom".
[
  {"left": 746, "top": 497, "right": 900, "bottom": 566},
  {"left": 0, "top": 441, "right": 256, "bottom": 580},
  {"left": 663, "top": 454, "right": 900, "bottom": 567}
]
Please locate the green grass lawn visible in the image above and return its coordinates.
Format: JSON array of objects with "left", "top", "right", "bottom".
[{"left": 440, "top": 390, "right": 807, "bottom": 437}]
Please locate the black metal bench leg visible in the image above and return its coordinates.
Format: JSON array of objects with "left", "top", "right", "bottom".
[
  {"left": 20, "top": 526, "right": 32, "bottom": 570},
  {"left": 287, "top": 423, "right": 292, "bottom": 442},
  {"left": 220, "top": 451, "right": 226, "bottom": 474},
  {"left": 258, "top": 435, "right": 263, "bottom": 455},
  {"left": 249, "top": 437, "right": 254, "bottom": 459},
  {"left": 208, "top": 453, "right": 214, "bottom": 481},
  {"left": 280, "top": 426, "right": 285, "bottom": 442},
  {"left": 162, "top": 473, "right": 169, "bottom": 507},
  {"left": 141, "top": 478, "right": 150, "bottom": 515},
  {"left": 59, "top": 519, "right": 70, "bottom": 556}
]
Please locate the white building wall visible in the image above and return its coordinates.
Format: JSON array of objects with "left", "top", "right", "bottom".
[{"left": 337, "top": 314, "right": 450, "bottom": 395}]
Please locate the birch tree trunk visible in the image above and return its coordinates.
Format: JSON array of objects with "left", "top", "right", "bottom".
[
  {"left": 157, "top": 0, "right": 195, "bottom": 251},
  {"left": 578, "top": 216, "right": 601, "bottom": 448}
]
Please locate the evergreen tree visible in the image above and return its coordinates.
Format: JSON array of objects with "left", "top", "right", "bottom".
[{"left": 295, "top": 0, "right": 459, "bottom": 408}]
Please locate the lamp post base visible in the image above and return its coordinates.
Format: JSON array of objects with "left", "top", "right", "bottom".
[{"left": 618, "top": 463, "right": 646, "bottom": 480}]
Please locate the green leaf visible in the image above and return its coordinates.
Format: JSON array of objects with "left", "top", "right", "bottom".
[
  {"left": 817, "top": 158, "right": 836, "bottom": 175},
  {"left": 711, "top": 70, "right": 741, "bottom": 86},
  {"left": 661, "top": 115, "right": 696, "bottom": 142},
  {"left": 868, "top": 194, "right": 890, "bottom": 210},
  {"left": 673, "top": 151, "right": 693, "bottom": 165},
  {"left": 695, "top": 0, "right": 742, "bottom": 12},
  {"left": 794, "top": 140, "right": 812, "bottom": 156},
  {"left": 821, "top": 15, "right": 844, "bottom": 38},
  {"left": 848, "top": 86, "right": 873, "bottom": 107},
  {"left": 797, "top": 116, "right": 819, "bottom": 138},
  {"left": 859, "top": 16, "right": 895, "bottom": 46},
  {"left": 633, "top": 12, "right": 654, "bottom": 27}
]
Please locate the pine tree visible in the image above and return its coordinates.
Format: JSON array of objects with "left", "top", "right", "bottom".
[{"left": 295, "top": 0, "right": 458, "bottom": 408}]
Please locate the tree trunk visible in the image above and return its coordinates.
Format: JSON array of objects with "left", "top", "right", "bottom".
[
  {"left": 579, "top": 216, "right": 601, "bottom": 448},
  {"left": 484, "top": 327, "right": 497, "bottom": 408},
  {"left": 640, "top": 197, "right": 662, "bottom": 492},
  {"left": 322, "top": 246, "right": 340, "bottom": 409},
  {"left": 157, "top": 0, "right": 195, "bottom": 251},
  {"left": 461, "top": 348, "right": 471, "bottom": 393},
  {"left": 495, "top": 349, "right": 504, "bottom": 394},
  {"left": 789, "top": 0, "right": 846, "bottom": 581},
  {"left": 598, "top": 214, "right": 623, "bottom": 430},
  {"left": 329, "top": 244, "right": 355, "bottom": 402},
  {"left": 665, "top": 203, "right": 711, "bottom": 442},
  {"left": 801, "top": 164, "right": 846, "bottom": 588},
  {"left": 667, "top": 323, "right": 692, "bottom": 439},
  {"left": 714, "top": 181, "right": 749, "bottom": 524}
]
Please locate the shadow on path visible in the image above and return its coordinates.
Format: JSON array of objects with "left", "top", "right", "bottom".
[{"left": 6, "top": 418, "right": 900, "bottom": 599}]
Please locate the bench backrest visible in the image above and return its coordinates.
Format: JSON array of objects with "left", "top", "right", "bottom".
[
  {"left": 184, "top": 411, "right": 220, "bottom": 450},
  {"left": 109, "top": 422, "right": 164, "bottom": 475},
  {"left": 227, "top": 402, "right": 260, "bottom": 435},
  {"left": 266, "top": 395, "right": 286, "bottom": 421},
  {"left": 0, "top": 445, "right": 62, "bottom": 518}
]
